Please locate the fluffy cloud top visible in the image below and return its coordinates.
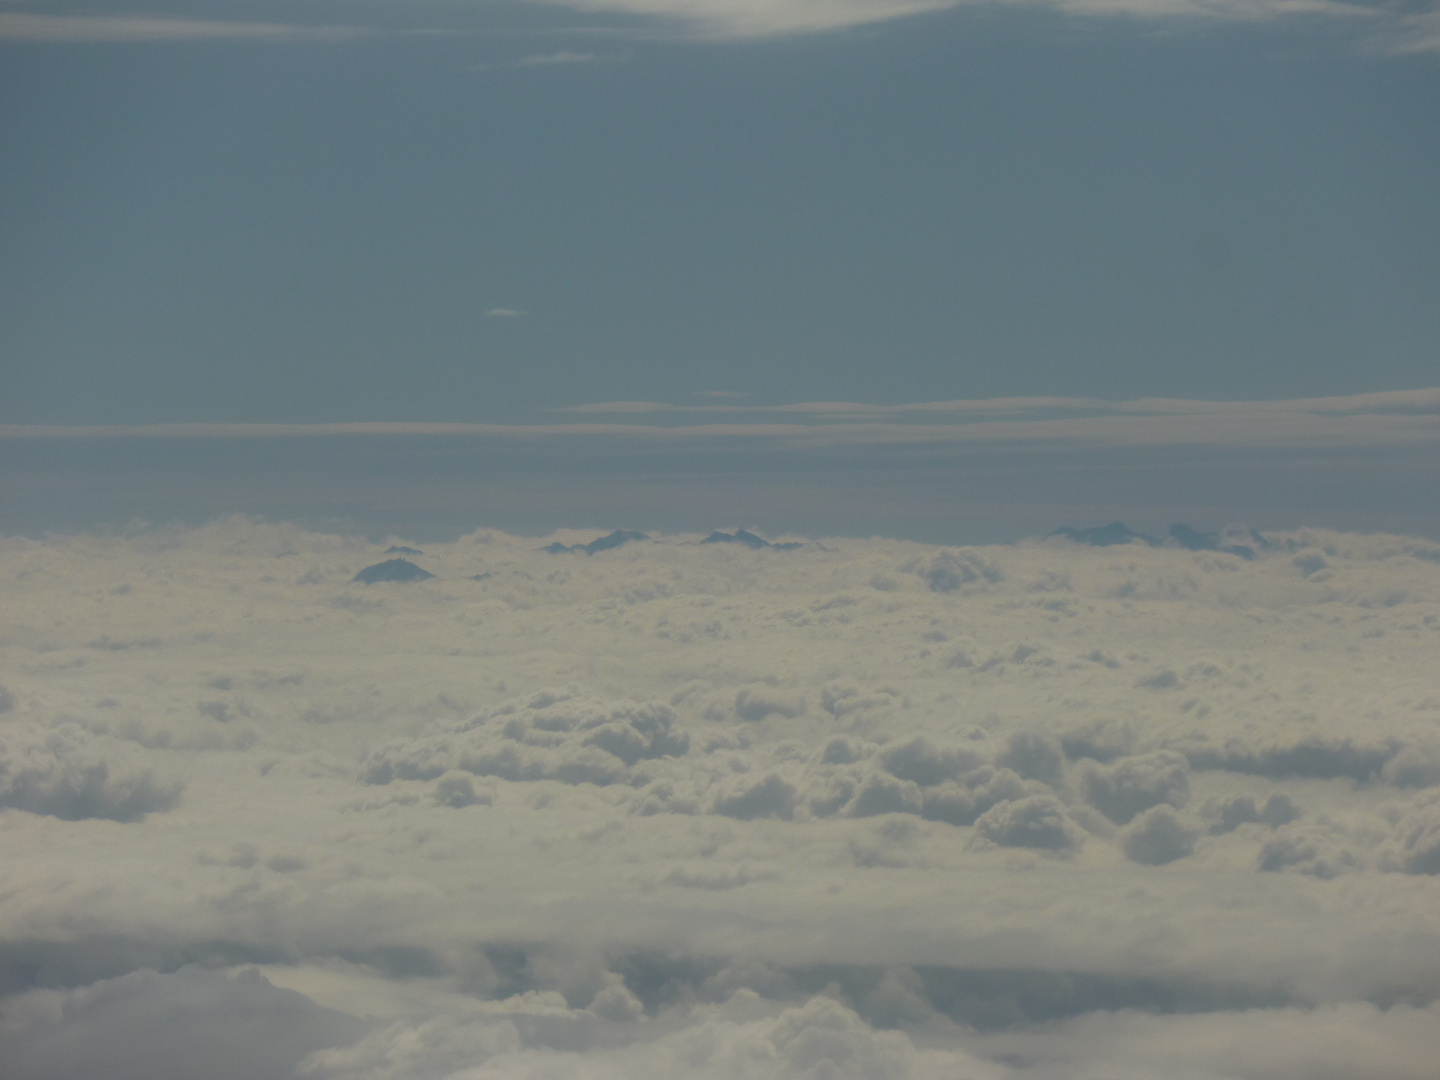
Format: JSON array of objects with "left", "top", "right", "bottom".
[{"left": 2, "top": 518, "right": 1439, "bottom": 1078}]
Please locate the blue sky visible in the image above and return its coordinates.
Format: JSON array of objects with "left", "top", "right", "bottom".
[{"left": 1, "top": 0, "right": 1437, "bottom": 538}]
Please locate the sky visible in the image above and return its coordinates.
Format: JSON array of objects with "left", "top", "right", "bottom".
[
  {"left": 2, "top": 0, "right": 1438, "bottom": 540},
  {"left": 1, "top": 11, "right": 1439, "bottom": 1077},
  {"left": 3, "top": 1, "right": 1439, "bottom": 425}
]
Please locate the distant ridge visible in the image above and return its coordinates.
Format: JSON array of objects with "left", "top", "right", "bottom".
[
  {"left": 542, "top": 530, "right": 649, "bottom": 556},
  {"left": 701, "top": 530, "right": 804, "bottom": 551},
  {"left": 353, "top": 558, "right": 435, "bottom": 584},
  {"left": 1049, "top": 522, "right": 1263, "bottom": 559},
  {"left": 386, "top": 545, "right": 423, "bottom": 555},
  {"left": 1049, "top": 522, "right": 1155, "bottom": 547}
]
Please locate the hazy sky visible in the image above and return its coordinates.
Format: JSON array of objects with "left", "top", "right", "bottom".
[
  {"left": 4, "top": 1, "right": 1438, "bottom": 543},
  {"left": 2, "top": 0, "right": 1438, "bottom": 427}
]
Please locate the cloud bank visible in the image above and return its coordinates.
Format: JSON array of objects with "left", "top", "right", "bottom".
[{"left": 1, "top": 517, "right": 1439, "bottom": 1077}]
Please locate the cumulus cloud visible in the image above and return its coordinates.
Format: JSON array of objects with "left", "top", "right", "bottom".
[
  {"left": 1383, "top": 792, "right": 1440, "bottom": 875},
  {"left": 361, "top": 689, "right": 690, "bottom": 787},
  {"left": 973, "top": 794, "right": 1083, "bottom": 851},
  {"left": 298, "top": 992, "right": 1002, "bottom": 1080},
  {"left": 2, "top": 518, "right": 1440, "bottom": 1079},
  {"left": 877, "top": 736, "right": 985, "bottom": 787},
  {"left": 0, "top": 720, "right": 182, "bottom": 821},
  {"left": 712, "top": 772, "right": 800, "bottom": 819},
  {"left": 1259, "top": 823, "right": 1364, "bottom": 878},
  {"left": 0, "top": 967, "right": 366, "bottom": 1080},
  {"left": 1081, "top": 751, "right": 1191, "bottom": 825},
  {"left": 434, "top": 771, "right": 494, "bottom": 807},
  {"left": 969, "top": 1001, "right": 1440, "bottom": 1080},
  {"left": 733, "top": 686, "right": 808, "bottom": 722},
  {"left": 297, "top": 1012, "right": 525, "bottom": 1080},
  {"left": 1205, "top": 791, "right": 1301, "bottom": 834},
  {"left": 1120, "top": 805, "right": 1197, "bottom": 864},
  {"left": 1059, "top": 718, "right": 1134, "bottom": 763},
  {"left": 918, "top": 767, "right": 1035, "bottom": 826},
  {"left": 1183, "top": 734, "right": 1400, "bottom": 782},
  {"left": 905, "top": 550, "right": 1004, "bottom": 594},
  {"left": 995, "top": 731, "right": 1066, "bottom": 787},
  {"left": 1381, "top": 744, "right": 1440, "bottom": 788}
]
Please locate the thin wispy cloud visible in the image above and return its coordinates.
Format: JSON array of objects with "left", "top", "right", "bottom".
[
  {"left": 1382, "top": 9, "right": 1440, "bottom": 52},
  {"left": 483, "top": 307, "right": 525, "bottom": 317},
  {"left": 555, "top": 387, "right": 1440, "bottom": 425},
  {"left": 532, "top": 0, "right": 1420, "bottom": 45},
  {"left": 516, "top": 49, "right": 628, "bottom": 65},
  {"left": 5, "top": 389, "right": 1438, "bottom": 454},
  {"left": 0, "top": 12, "right": 373, "bottom": 43},
  {"left": 1, "top": 0, "right": 1432, "bottom": 48}
]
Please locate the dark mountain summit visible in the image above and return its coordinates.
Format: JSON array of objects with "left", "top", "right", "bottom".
[
  {"left": 542, "top": 530, "right": 649, "bottom": 556},
  {"left": 1168, "top": 523, "right": 1217, "bottom": 551},
  {"left": 702, "top": 529, "right": 769, "bottom": 550},
  {"left": 1049, "top": 522, "right": 1156, "bottom": 547},
  {"left": 386, "top": 545, "right": 423, "bottom": 555},
  {"left": 1050, "top": 522, "right": 1263, "bottom": 559},
  {"left": 353, "top": 558, "right": 435, "bottom": 584},
  {"left": 701, "top": 530, "right": 804, "bottom": 551}
]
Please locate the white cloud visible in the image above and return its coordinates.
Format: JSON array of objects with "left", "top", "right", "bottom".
[
  {"left": 360, "top": 688, "right": 690, "bottom": 787},
  {"left": 1393, "top": 11, "right": 1440, "bottom": 52},
  {"left": 530, "top": 0, "right": 1380, "bottom": 39},
  {"left": 0, "top": 967, "right": 366, "bottom": 1080},
  {"left": 553, "top": 0, "right": 954, "bottom": 37},
  {"left": 516, "top": 50, "right": 627, "bottom": 65},
  {"left": 1119, "top": 804, "right": 1198, "bottom": 864},
  {"left": 1081, "top": 749, "right": 1191, "bottom": 824},
  {"left": 0, "top": 0, "right": 1431, "bottom": 50},
  {"left": 514, "top": 0, "right": 1438, "bottom": 52},
  {"left": 973, "top": 793, "right": 1084, "bottom": 851},
  {"left": 0, "top": 0, "right": 1430, "bottom": 52},
  {"left": 2, "top": 518, "right": 1440, "bottom": 1077},
  {"left": 0, "top": 717, "right": 184, "bottom": 821},
  {"left": 971, "top": 1001, "right": 1440, "bottom": 1080}
]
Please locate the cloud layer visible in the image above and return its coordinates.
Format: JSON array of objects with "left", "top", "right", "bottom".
[
  {"left": 2, "top": 518, "right": 1439, "bottom": 1077},
  {"left": 10, "top": 387, "right": 1440, "bottom": 451}
]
